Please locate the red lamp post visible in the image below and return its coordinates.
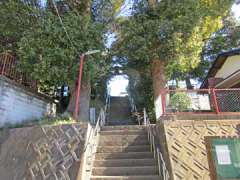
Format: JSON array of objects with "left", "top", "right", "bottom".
[
  {"left": 73, "top": 54, "right": 85, "bottom": 120},
  {"left": 73, "top": 50, "right": 101, "bottom": 120}
]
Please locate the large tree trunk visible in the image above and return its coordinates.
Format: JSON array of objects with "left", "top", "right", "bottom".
[
  {"left": 151, "top": 59, "right": 167, "bottom": 120},
  {"left": 185, "top": 75, "right": 193, "bottom": 89},
  {"left": 67, "top": 75, "right": 91, "bottom": 122}
]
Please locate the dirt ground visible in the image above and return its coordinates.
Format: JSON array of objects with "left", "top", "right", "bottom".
[{"left": 0, "top": 124, "right": 88, "bottom": 180}]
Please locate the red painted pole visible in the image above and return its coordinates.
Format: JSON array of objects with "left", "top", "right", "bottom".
[
  {"left": 211, "top": 88, "right": 220, "bottom": 114},
  {"left": 74, "top": 54, "right": 85, "bottom": 120},
  {"left": 1, "top": 54, "right": 7, "bottom": 75}
]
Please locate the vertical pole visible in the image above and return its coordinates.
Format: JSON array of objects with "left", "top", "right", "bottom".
[
  {"left": 212, "top": 88, "right": 219, "bottom": 114},
  {"left": 161, "top": 89, "right": 166, "bottom": 115},
  {"left": 74, "top": 54, "right": 85, "bottom": 120},
  {"left": 143, "top": 108, "right": 147, "bottom": 126},
  {"left": 157, "top": 148, "right": 161, "bottom": 176},
  {"left": 1, "top": 53, "right": 7, "bottom": 75}
]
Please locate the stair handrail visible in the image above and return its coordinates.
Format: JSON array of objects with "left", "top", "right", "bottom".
[
  {"left": 86, "top": 93, "right": 110, "bottom": 149},
  {"left": 129, "top": 96, "right": 143, "bottom": 125},
  {"left": 143, "top": 108, "right": 170, "bottom": 180},
  {"left": 80, "top": 94, "right": 110, "bottom": 179},
  {"left": 129, "top": 96, "right": 137, "bottom": 113}
]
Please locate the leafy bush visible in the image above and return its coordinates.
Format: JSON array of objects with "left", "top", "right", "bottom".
[{"left": 171, "top": 92, "right": 192, "bottom": 112}]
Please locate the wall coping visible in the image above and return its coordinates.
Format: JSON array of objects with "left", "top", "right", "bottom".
[
  {"left": 159, "top": 114, "right": 240, "bottom": 121},
  {"left": 0, "top": 75, "right": 53, "bottom": 103}
]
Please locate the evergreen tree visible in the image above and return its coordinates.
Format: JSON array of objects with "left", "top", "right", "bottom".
[{"left": 113, "top": 0, "right": 234, "bottom": 118}]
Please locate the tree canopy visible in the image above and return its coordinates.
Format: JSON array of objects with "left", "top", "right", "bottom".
[
  {"left": 115, "top": 0, "right": 234, "bottom": 77},
  {"left": 113, "top": 0, "right": 235, "bottom": 118},
  {"left": 0, "top": 0, "right": 40, "bottom": 52},
  {"left": 18, "top": 11, "right": 108, "bottom": 93},
  {"left": 0, "top": 0, "right": 111, "bottom": 95},
  {"left": 0, "top": 0, "right": 238, "bottom": 119}
]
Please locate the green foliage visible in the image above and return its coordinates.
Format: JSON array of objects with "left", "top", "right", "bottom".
[
  {"left": 0, "top": 0, "right": 40, "bottom": 52},
  {"left": 92, "top": 0, "right": 125, "bottom": 23},
  {"left": 128, "top": 73, "right": 155, "bottom": 119},
  {"left": 0, "top": 0, "right": 111, "bottom": 96},
  {"left": 202, "top": 16, "right": 240, "bottom": 61},
  {"left": 182, "top": 15, "right": 240, "bottom": 83},
  {"left": 0, "top": 114, "right": 75, "bottom": 129},
  {"left": 115, "top": 0, "right": 234, "bottom": 77},
  {"left": 47, "top": 0, "right": 92, "bottom": 17},
  {"left": 113, "top": 0, "right": 234, "bottom": 114},
  {"left": 37, "top": 114, "right": 75, "bottom": 126},
  {"left": 171, "top": 92, "right": 192, "bottom": 112},
  {"left": 17, "top": 10, "right": 110, "bottom": 94}
]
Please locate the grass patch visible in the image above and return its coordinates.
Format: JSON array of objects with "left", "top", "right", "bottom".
[
  {"left": 38, "top": 115, "right": 75, "bottom": 126},
  {"left": 0, "top": 113, "right": 76, "bottom": 130}
]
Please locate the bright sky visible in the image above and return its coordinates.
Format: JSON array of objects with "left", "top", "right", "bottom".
[
  {"left": 40, "top": 0, "right": 46, "bottom": 7},
  {"left": 116, "top": 0, "right": 134, "bottom": 17},
  {"left": 232, "top": 3, "right": 240, "bottom": 20},
  {"left": 108, "top": 75, "right": 129, "bottom": 96}
]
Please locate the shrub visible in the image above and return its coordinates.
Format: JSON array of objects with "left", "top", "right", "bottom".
[{"left": 170, "top": 92, "right": 192, "bottom": 112}]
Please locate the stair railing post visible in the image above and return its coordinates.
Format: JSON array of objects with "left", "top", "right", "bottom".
[
  {"left": 143, "top": 108, "right": 147, "bottom": 126},
  {"left": 161, "top": 154, "right": 169, "bottom": 180},
  {"left": 150, "top": 131, "right": 153, "bottom": 152},
  {"left": 153, "top": 135, "right": 156, "bottom": 159},
  {"left": 1, "top": 53, "right": 8, "bottom": 75},
  {"left": 157, "top": 148, "right": 161, "bottom": 177}
]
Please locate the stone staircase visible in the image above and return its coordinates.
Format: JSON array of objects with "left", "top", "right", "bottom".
[
  {"left": 91, "top": 125, "right": 161, "bottom": 180},
  {"left": 108, "top": 97, "right": 134, "bottom": 125}
]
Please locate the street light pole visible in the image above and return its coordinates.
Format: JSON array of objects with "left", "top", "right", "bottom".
[
  {"left": 73, "top": 54, "right": 85, "bottom": 120},
  {"left": 73, "top": 50, "right": 101, "bottom": 121}
]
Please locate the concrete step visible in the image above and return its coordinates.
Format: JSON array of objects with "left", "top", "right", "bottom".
[
  {"left": 106, "top": 121, "right": 136, "bottom": 126},
  {"left": 98, "top": 138, "right": 149, "bottom": 146},
  {"left": 101, "top": 125, "right": 144, "bottom": 131},
  {"left": 92, "top": 166, "right": 158, "bottom": 176},
  {"left": 100, "top": 129, "right": 146, "bottom": 136},
  {"left": 91, "top": 175, "right": 161, "bottom": 180},
  {"left": 93, "top": 159, "right": 157, "bottom": 167},
  {"left": 97, "top": 145, "right": 150, "bottom": 153},
  {"left": 95, "top": 152, "right": 154, "bottom": 160},
  {"left": 100, "top": 134, "right": 148, "bottom": 141}
]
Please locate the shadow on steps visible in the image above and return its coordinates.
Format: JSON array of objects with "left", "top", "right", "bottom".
[{"left": 108, "top": 96, "right": 136, "bottom": 126}]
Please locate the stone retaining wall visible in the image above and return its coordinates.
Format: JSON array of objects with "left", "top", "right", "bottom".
[
  {"left": 0, "top": 124, "right": 88, "bottom": 180},
  {"left": 156, "top": 120, "right": 240, "bottom": 180},
  {"left": 0, "top": 76, "right": 55, "bottom": 127}
]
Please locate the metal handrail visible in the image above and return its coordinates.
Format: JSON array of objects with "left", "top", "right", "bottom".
[
  {"left": 129, "top": 96, "right": 143, "bottom": 125},
  {"left": 143, "top": 108, "right": 170, "bottom": 180},
  {"left": 81, "top": 94, "right": 110, "bottom": 180},
  {"left": 84, "top": 94, "right": 110, "bottom": 150},
  {"left": 0, "top": 52, "right": 38, "bottom": 90}
]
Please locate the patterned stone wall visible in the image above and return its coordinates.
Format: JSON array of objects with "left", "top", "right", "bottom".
[
  {"left": 0, "top": 124, "right": 88, "bottom": 180},
  {"left": 159, "top": 120, "right": 240, "bottom": 180}
]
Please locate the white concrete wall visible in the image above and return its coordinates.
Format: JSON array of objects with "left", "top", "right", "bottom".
[
  {"left": 215, "top": 55, "right": 240, "bottom": 78},
  {"left": 0, "top": 76, "right": 56, "bottom": 127}
]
